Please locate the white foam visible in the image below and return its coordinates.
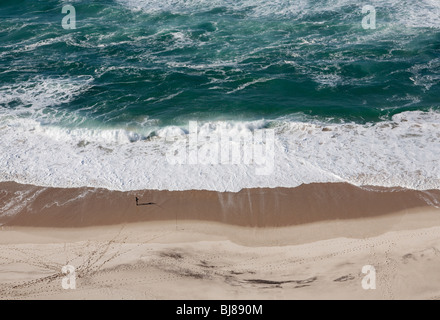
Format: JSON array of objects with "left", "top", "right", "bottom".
[
  {"left": 117, "top": 0, "right": 440, "bottom": 28},
  {"left": 0, "top": 107, "right": 439, "bottom": 192},
  {"left": 226, "top": 78, "right": 273, "bottom": 94},
  {"left": 0, "top": 76, "right": 94, "bottom": 116},
  {"left": 116, "top": 0, "right": 312, "bottom": 18},
  {"left": 0, "top": 188, "right": 47, "bottom": 218}
]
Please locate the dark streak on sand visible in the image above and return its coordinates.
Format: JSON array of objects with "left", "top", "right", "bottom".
[
  {"left": 245, "top": 277, "right": 317, "bottom": 286},
  {"left": 334, "top": 275, "right": 356, "bottom": 282},
  {"left": 160, "top": 252, "right": 184, "bottom": 260}
]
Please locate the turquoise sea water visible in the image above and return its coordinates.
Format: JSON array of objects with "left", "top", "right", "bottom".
[
  {"left": 1, "top": 0, "right": 439, "bottom": 128},
  {"left": 0, "top": 0, "right": 439, "bottom": 192}
]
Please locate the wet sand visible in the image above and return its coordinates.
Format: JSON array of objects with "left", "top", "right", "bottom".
[{"left": 1, "top": 181, "right": 439, "bottom": 228}]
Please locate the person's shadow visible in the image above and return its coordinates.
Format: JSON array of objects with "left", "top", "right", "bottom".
[{"left": 136, "top": 197, "right": 157, "bottom": 207}]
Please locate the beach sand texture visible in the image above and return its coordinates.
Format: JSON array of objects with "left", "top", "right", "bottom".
[{"left": 1, "top": 182, "right": 440, "bottom": 300}]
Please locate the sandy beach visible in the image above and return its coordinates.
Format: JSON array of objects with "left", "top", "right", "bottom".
[
  {"left": 1, "top": 182, "right": 440, "bottom": 300},
  {"left": 2, "top": 0, "right": 440, "bottom": 302}
]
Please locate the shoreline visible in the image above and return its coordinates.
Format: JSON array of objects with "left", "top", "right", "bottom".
[{"left": 1, "top": 181, "right": 439, "bottom": 228}]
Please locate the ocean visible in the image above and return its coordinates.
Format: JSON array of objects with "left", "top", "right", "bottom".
[{"left": 0, "top": 0, "right": 439, "bottom": 192}]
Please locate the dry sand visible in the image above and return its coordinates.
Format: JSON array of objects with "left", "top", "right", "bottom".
[{"left": 1, "top": 182, "right": 440, "bottom": 300}]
